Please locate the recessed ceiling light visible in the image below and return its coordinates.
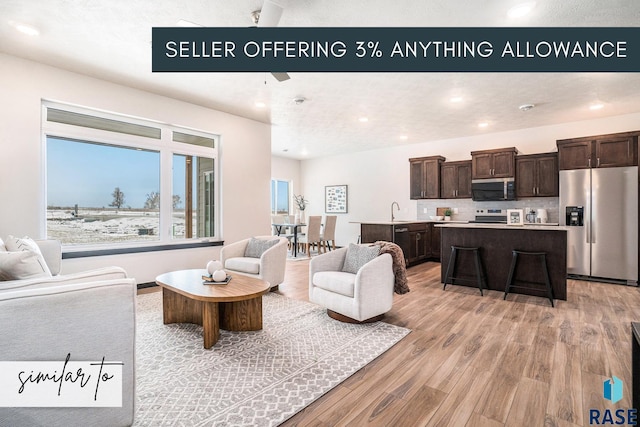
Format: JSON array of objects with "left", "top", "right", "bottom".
[
  {"left": 10, "top": 21, "right": 39, "bottom": 36},
  {"left": 478, "top": 122, "right": 489, "bottom": 128},
  {"left": 358, "top": 117, "right": 369, "bottom": 123},
  {"left": 450, "top": 96, "right": 463, "bottom": 103},
  {"left": 507, "top": 1, "right": 536, "bottom": 18},
  {"left": 589, "top": 103, "right": 604, "bottom": 111},
  {"left": 254, "top": 101, "right": 266, "bottom": 108},
  {"left": 399, "top": 135, "right": 409, "bottom": 140}
]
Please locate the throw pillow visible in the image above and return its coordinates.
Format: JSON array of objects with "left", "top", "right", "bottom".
[
  {"left": 342, "top": 243, "right": 380, "bottom": 274},
  {"left": 4, "top": 236, "right": 52, "bottom": 277},
  {"left": 0, "top": 237, "right": 5, "bottom": 252},
  {"left": 0, "top": 251, "right": 51, "bottom": 281},
  {"left": 244, "top": 237, "right": 279, "bottom": 258}
]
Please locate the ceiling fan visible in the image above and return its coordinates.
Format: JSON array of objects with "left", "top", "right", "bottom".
[
  {"left": 180, "top": 1, "right": 290, "bottom": 82},
  {"left": 251, "top": 0, "right": 291, "bottom": 82}
]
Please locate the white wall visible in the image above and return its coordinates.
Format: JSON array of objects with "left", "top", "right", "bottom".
[
  {"left": 301, "top": 112, "right": 640, "bottom": 246},
  {"left": 0, "top": 53, "right": 272, "bottom": 283}
]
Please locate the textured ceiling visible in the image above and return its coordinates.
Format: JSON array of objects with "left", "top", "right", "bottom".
[{"left": 1, "top": 0, "right": 639, "bottom": 159}]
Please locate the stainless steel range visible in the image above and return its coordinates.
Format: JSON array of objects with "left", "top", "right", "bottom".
[{"left": 469, "top": 208, "right": 507, "bottom": 224}]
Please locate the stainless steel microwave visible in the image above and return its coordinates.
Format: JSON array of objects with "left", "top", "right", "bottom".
[{"left": 471, "top": 178, "right": 516, "bottom": 201}]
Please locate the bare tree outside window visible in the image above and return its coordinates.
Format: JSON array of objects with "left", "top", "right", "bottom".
[
  {"left": 172, "top": 194, "right": 182, "bottom": 209},
  {"left": 110, "top": 187, "right": 125, "bottom": 210},
  {"left": 144, "top": 191, "right": 160, "bottom": 210}
]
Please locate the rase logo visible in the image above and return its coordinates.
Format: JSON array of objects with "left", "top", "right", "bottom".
[
  {"left": 589, "top": 376, "right": 637, "bottom": 425},
  {"left": 604, "top": 376, "right": 624, "bottom": 404}
]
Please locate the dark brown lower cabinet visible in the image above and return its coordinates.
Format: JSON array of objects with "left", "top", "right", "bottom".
[
  {"left": 408, "top": 223, "right": 430, "bottom": 265},
  {"left": 360, "top": 222, "right": 441, "bottom": 267}
]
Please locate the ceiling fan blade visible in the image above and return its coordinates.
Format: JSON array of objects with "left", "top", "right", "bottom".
[
  {"left": 258, "top": 0, "right": 283, "bottom": 27},
  {"left": 257, "top": 1, "right": 288, "bottom": 82},
  {"left": 271, "top": 72, "right": 290, "bottom": 82}
]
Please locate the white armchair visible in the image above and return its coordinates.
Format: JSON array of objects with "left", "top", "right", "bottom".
[
  {"left": 0, "top": 240, "right": 136, "bottom": 427},
  {"left": 220, "top": 235, "right": 288, "bottom": 290},
  {"left": 309, "top": 246, "right": 395, "bottom": 323}
]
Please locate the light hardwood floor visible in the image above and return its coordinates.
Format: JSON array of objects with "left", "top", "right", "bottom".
[{"left": 273, "top": 259, "right": 640, "bottom": 427}]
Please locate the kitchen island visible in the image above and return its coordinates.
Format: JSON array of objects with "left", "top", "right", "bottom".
[{"left": 437, "top": 223, "right": 568, "bottom": 300}]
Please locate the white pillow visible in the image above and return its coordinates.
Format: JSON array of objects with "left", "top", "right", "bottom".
[
  {"left": 0, "top": 237, "right": 6, "bottom": 252},
  {"left": 3, "top": 236, "right": 52, "bottom": 278},
  {"left": 5, "top": 235, "right": 41, "bottom": 253},
  {"left": 0, "top": 251, "right": 51, "bottom": 281}
]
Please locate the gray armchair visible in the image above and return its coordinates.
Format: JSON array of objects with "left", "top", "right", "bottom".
[{"left": 0, "top": 240, "right": 136, "bottom": 427}]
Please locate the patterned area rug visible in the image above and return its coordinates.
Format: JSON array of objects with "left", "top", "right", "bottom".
[{"left": 133, "top": 291, "right": 410, "bottom": 426}]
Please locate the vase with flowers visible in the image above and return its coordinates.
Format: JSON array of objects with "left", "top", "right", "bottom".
[{"left": 293, "top": 194, "right": 309, "bottom": 224}]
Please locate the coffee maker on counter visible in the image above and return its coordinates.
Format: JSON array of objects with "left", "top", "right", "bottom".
[
  {"left": 525, "top": 208, "right": 548, "bottom": 223},
  {"left": 525, "top": 209, "right": 537, "bottom": 223}
]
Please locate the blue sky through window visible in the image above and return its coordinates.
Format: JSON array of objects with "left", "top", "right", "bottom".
[
  {"left": 271, "top": 179, "right": 289, "bottom": 214},
  {"left": 47, "top": 137, "right": 161, "bottom": 208}
]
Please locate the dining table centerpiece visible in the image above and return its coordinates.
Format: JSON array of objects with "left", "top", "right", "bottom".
[{"left": 293, "top": 194, "right": 309, "bottom": 224}]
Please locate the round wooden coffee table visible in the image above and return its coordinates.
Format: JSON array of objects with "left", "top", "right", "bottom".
[{"left": 155, "top": 269, "right": 271, "bottom": 349}]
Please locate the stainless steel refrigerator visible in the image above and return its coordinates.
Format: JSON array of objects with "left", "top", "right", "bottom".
[{"left": 560, "top": 166, "right": 638, "bottom": 284}]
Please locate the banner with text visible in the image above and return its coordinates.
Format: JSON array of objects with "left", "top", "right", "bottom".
[
  {"left": 0, "top": 358, "right": 123, "bottom": 407},
  {"left": 152, "top": 27, "right": 640, "bottom": 73}
]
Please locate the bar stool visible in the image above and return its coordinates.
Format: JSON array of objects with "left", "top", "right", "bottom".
[
  {"left": 503, "top": 250, "right": 554, "bottom": 307},
  {"left": 443, "top": 246, "right": 487, "bottom": 296}
]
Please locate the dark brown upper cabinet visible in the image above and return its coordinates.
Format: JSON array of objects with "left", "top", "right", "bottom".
[
  {"left": 409, "top": 156, "right": 445, "bottom": 199},
  {"left": 557, "top": 131, "right": 639, "bottom": 170},
  {"left": 516, "top": 152, "right": 558, "bottom": 198},
  {"left": 471, "top": 147, "right": 517, "bottom": 179},
  {"left": 440, "top": 160, "right": 472, "bottom": 199}
]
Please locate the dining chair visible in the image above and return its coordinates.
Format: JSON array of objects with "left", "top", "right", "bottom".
[
  {"left": 297, "top": 215, "right": 322, "bottom": 257},
  {"left": 271, "top": 215, "right": 283, "bottom": 236},
  {"left": 319, "top": 215, "right": 337, "bottom": 252},
  {"left": 272, "top": 214, "right": 294, "bottom": 249}
]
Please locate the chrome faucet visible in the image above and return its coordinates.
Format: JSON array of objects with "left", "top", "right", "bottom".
[{"left": 391, "top": 201, "right": 400, "bottom": 222}]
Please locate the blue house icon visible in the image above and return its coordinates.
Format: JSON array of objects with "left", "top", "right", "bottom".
[{"left": 603, "top": 376, "right": 623, "bottom": 404}]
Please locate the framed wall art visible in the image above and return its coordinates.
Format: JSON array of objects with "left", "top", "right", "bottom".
[{"left": 325, "top": 185, "right": 348, "bottom": 213}]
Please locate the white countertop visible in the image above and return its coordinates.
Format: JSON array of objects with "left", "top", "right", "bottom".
[
  {"left": 435, "top": 223, "right": 567, "bottom": 231},
  {"left": 353, "top": 220, "right": 469, "bottom": 225}
]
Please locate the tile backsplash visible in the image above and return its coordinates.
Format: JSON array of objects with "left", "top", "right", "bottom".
[{"left": 417, "top": 197, "right": 560, "bottom": 223}]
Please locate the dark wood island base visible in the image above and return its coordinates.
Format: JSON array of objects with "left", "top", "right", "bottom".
[{"left": 439, "top": 224, "right": 567, "bottom": 300}]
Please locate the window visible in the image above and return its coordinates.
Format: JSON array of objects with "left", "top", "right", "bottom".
[
  {"left": 270, "top": 179, "right": 290, "bottom": 215},
  {"left": 46, "top": 137, "right": 161, "bottom": 244},
  {"left": 172, "top": 154, "right": 215, "bottom": 239},
  {"left": 43, "top": 102, "right": 219, "bottom": 247}
]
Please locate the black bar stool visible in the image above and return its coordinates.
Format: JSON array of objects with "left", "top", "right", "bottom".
[
  {"left": 504, "top": 250, "right": 555, "bottom": 307},
  {"left": 443, "top": 246, "right": 487, "bottom": 296}
]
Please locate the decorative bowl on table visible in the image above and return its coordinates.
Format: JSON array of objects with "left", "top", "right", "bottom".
[{"left": 430, "top": 215, "right": 444, "bottom": 221}]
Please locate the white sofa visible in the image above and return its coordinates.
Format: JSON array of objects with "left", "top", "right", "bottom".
[
  {"left": 0, "top": 240, "right": 136, "bottom": 427},
  {"left": 309, "top": 246, "right": 395, "bottom": 322},
  {"left": 220, "top": 235, "right": 288, "bottom": 290}
]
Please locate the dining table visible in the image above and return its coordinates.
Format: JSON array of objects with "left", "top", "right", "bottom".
[{"left": 272, "top": 222, "right": 306, "bottom": 257}]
